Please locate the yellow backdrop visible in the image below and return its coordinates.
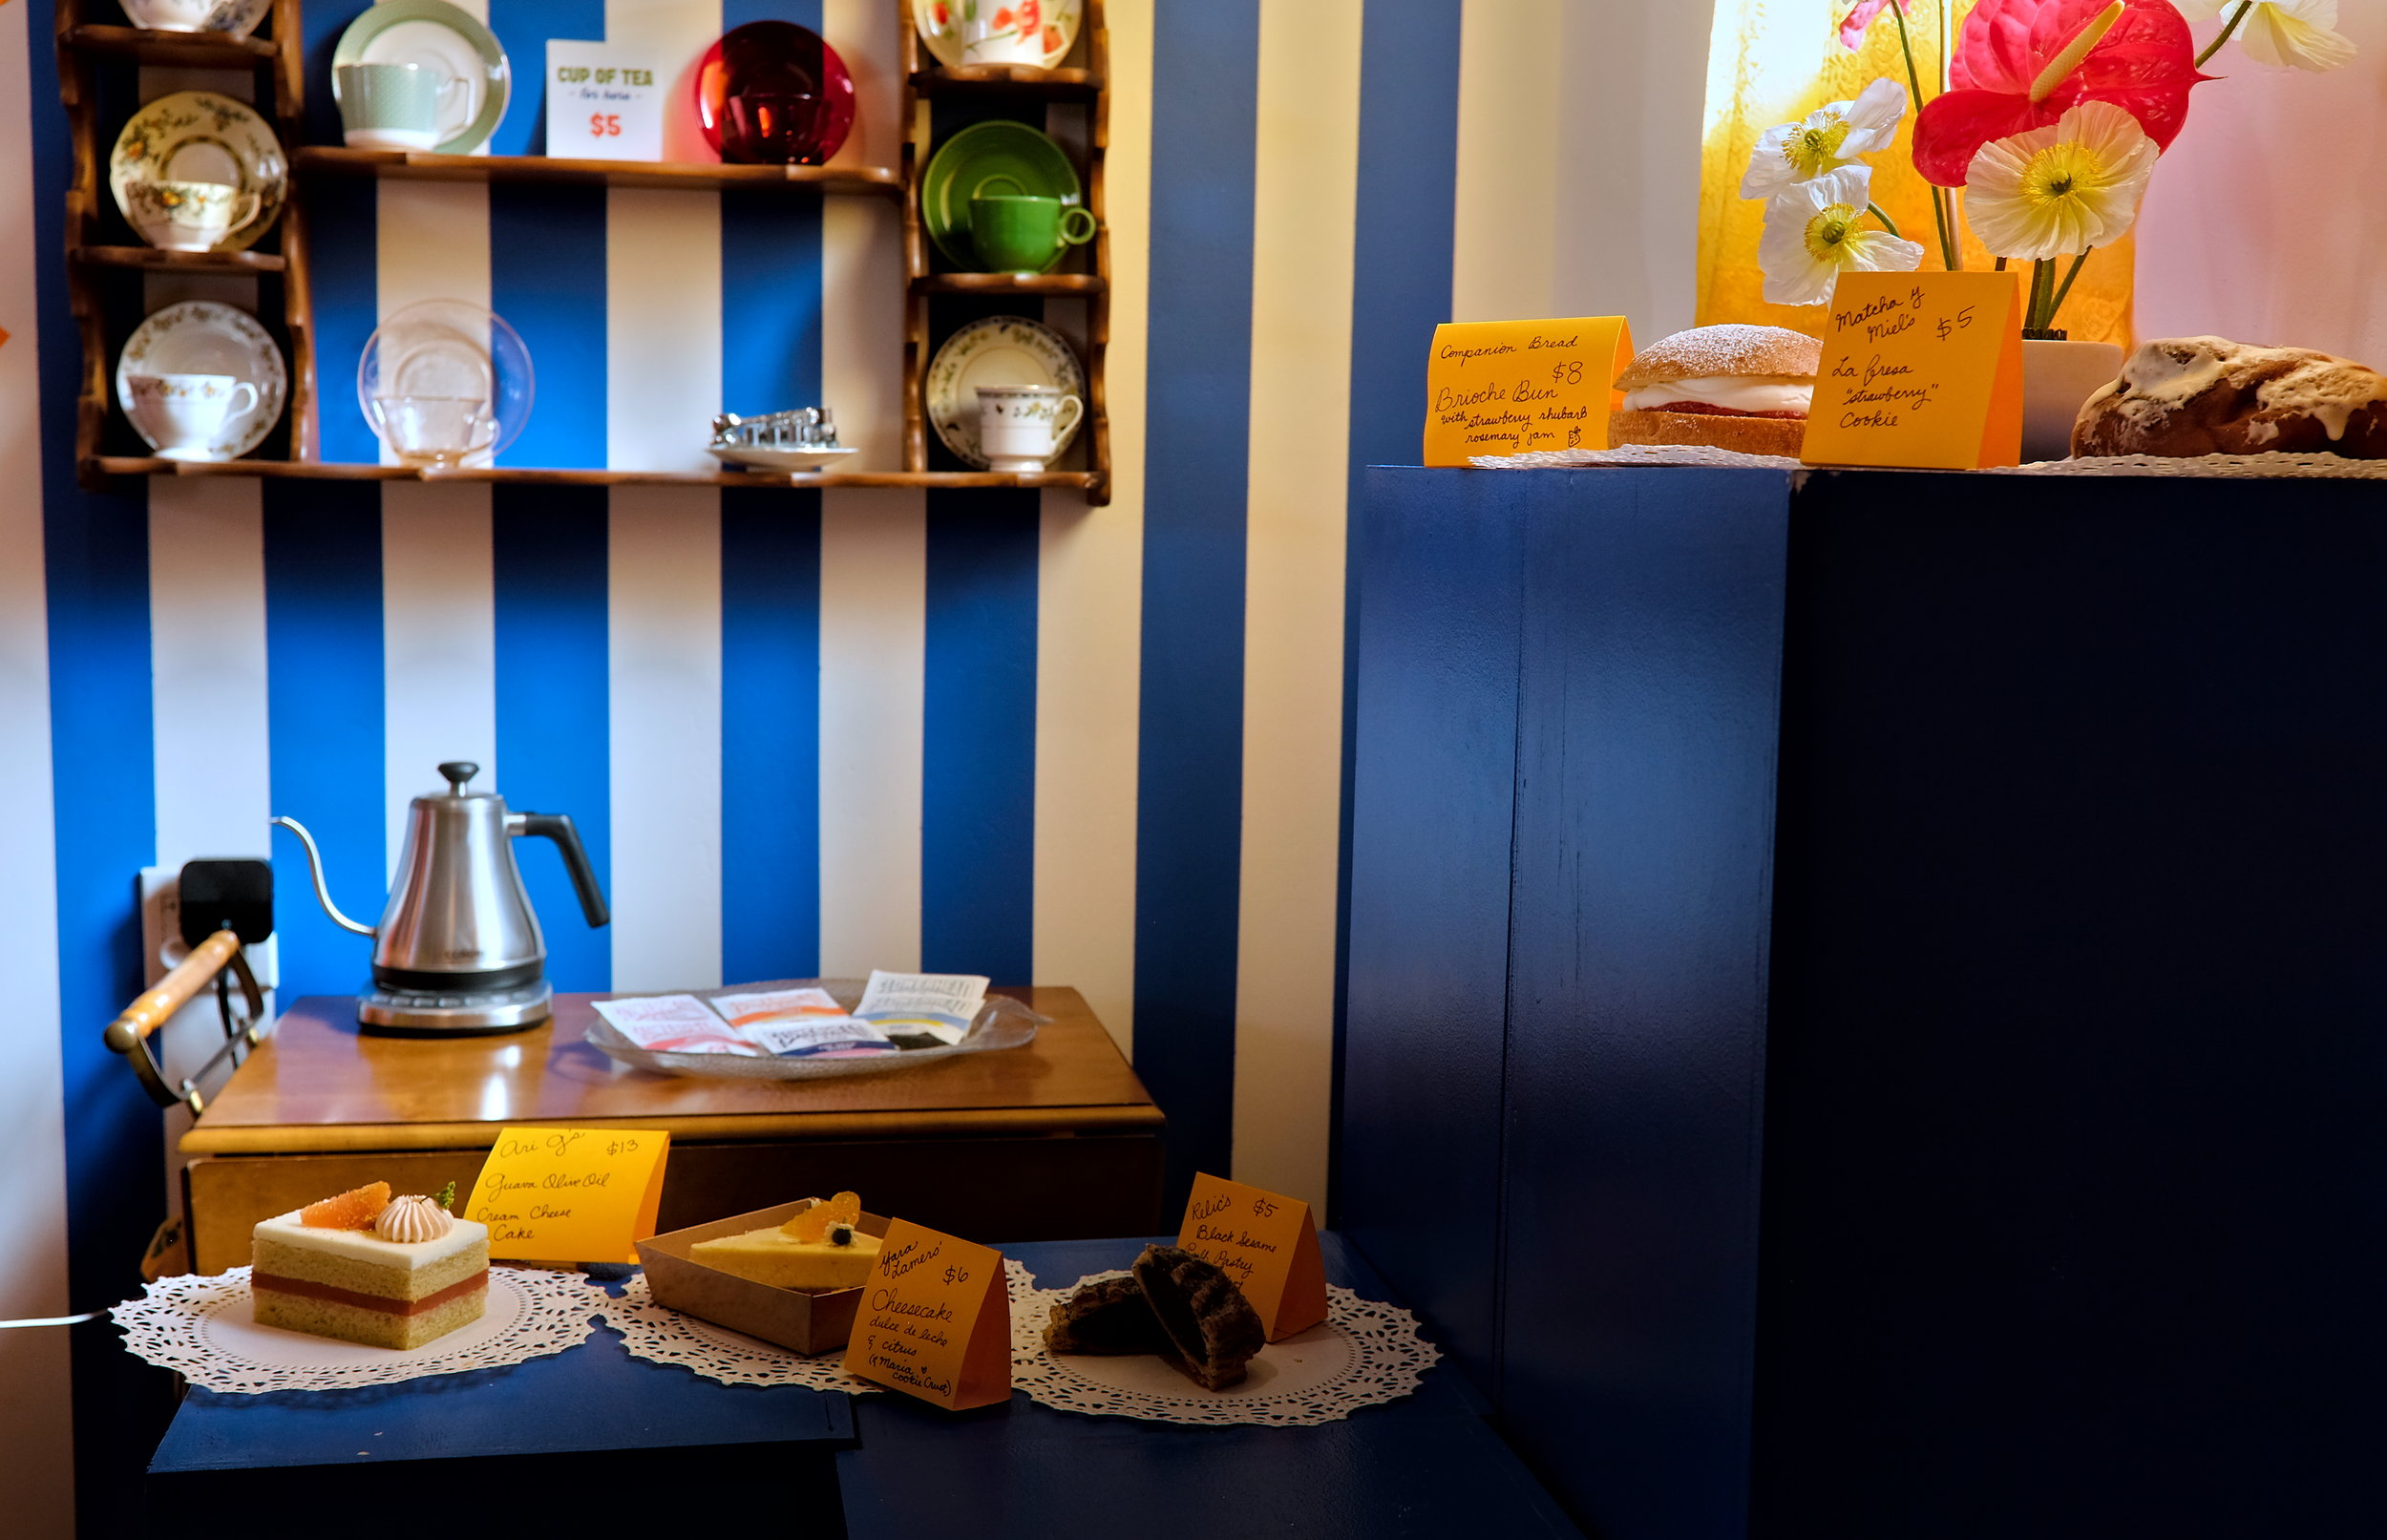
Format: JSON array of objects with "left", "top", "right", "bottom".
[{"left": 1697, "top": 0, "right": 2134, "bottom": 345}]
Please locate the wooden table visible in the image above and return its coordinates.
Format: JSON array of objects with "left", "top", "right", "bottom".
[{"left": 180, "top": 987, "right": 1163, "bottom": 1273}]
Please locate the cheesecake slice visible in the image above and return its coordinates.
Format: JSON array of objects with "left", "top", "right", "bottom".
[{"left": 690, "top": 1210, "right": 880, "bottom": 1291}]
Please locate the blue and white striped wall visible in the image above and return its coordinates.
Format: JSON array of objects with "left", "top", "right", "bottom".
[{"left": 3, "top": 1, "right": 1725, "bottom": 1532}]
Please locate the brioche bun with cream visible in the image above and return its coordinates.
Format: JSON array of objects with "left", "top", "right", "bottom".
[{"left": 1610, "top": 325, "right": 1822, "bottom": 457}]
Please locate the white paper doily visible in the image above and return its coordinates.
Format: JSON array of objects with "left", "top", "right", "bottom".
[
  {"left": 591, "top": 1272, "right": 881, "bottom": 1393},
  {"left": 592, "top": 1258, "right": 1043, "bottom": 1393},
  {"left": 113, "top": 1265, "right": 601, "bottom": 1395},
  {"left": 1009, "top": 1270, "right": 1440, "bottom": 1427}
]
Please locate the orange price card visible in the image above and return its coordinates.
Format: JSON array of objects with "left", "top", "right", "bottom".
[
  {"left": 1175, "top": 1172, "right": 1327, "bottom": 1341},
  {"left": 1422, "top": 317, "right": 1636, "bottom": 466},
  {"left": 843, "top": 1218, "right": 1012, "bottom": 1410},
  {"left": 464, "top": 1126, "right": 668, "bottom": 1264},
  {"left": 1801, "top": 269, "right": 2024, "bottom": 470}
]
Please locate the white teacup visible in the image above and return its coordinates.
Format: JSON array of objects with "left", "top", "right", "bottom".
[
  {"left": 127, "top": 373, "right": 257, "bottom": 460},
  {"left": 976, "top": 384, "right": 1082, "bottom": 471},
  {"left": 371, "top": 394, "right": 494, "bottom": 465},
  {"left": 125, "top": 179, "right": 258, "bottom": 253},
  {"left": 962, "top": 7, "right": 1046, "bottom": 66}
]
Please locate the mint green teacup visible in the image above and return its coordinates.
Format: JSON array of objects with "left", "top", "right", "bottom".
[
  {"left": 967, "top": 174, "right": 1097, "bottom": 274},
  {"left": 336, "top": 62, "right": 442, "bottom": 152}
]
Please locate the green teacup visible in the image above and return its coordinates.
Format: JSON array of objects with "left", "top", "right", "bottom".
[
  {"left": 967, "top": 174, "right": 1097, "bottom": 274},
  {"left": 336, "top": 62, "right": 442, "bottom": 153}
]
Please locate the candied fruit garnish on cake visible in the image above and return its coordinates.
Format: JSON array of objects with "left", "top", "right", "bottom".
[
  {"left": 781, "top": 1190, "right": 862, "bottom": 1241},
  {"left": 299, "top": 1181, "right": 391, "bottom": 1230}
]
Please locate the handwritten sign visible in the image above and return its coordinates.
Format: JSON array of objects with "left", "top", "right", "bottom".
[
  {"left": 842, "top": 1218, "right": 1012, "bottom": 1410},
  {"left": 1801, "top": 270, "right": 2023, "bottom": 470},
  {"left": 1175, "top": 1172, "right": 1326, "bottom": 1340},
  {"left": 1423, "top": 317, "right": 1636, "bottom": 466},
  {"left": 545, "top": 40, "right": 664, "bottom": 162},
  {"left": 464, "top": 1126, "right": 668, "bottom": 1263}
]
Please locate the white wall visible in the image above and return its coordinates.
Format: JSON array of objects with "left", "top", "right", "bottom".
[{"left": 2136, "top": 8, "right": 2387, "bottom": 366}]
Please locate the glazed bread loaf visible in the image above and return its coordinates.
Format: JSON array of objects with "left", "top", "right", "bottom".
[{"left": 2072, "top": 336, "right": 2387, "bottom": 459}]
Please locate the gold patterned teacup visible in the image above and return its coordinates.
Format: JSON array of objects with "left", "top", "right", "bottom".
[
  {"left": 126, "top": 372, "right": 258, "bottom": 459},
  {"left": 975, "top": 384, "right": 1083, "bottom": 471},
  {"left": 126, "top": 179, "right": 258, "bottom": 252}
]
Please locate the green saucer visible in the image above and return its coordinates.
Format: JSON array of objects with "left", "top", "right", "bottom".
[{"left": 920, "top": 120, "right": 1081, "bottom": 270}]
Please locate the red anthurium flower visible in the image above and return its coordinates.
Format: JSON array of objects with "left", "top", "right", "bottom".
[{"left": 1911, "top": 0, "right": 2209, "bottom": 186}]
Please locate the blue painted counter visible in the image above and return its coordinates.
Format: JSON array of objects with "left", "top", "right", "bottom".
[
  {"left": 147, "top": 1283, "right": 853, "bottom": 1534},
  {"left": 837, "top": 1234, "right": 1581, "bottom": 1539},
  {"left": 1342, "top": 465, "right": 2387, "bottom": 1539}
]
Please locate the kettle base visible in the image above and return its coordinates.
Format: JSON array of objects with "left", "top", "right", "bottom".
[{"left": 358, "top": 980, "right": 553, "bottom": 1035}]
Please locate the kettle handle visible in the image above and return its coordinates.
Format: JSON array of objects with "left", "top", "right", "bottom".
[{"left": 509, "top": 812, "right": 611, "bottom": 928}]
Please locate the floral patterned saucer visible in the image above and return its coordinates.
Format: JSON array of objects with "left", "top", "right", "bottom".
[
  {"left": 109, "top": 90, "right": 285, "bottom": 254},
  {"left": 925, "top": 315, "right": 1086, "bottom": 469},
  {"left": 116, "top": 302, "right": 286, "bottom": 460},
  {"left": 913, "top": 0, "right": 1083, "bottom": 70}
]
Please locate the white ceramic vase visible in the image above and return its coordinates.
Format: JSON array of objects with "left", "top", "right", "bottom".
[{"left": 2021, "top": 337, "right": 2123, "bottom": 462}]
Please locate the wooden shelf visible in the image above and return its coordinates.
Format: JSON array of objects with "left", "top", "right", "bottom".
[
  {"left": 90, "top": 456, "right": 1105, "bottom": 494},
  {"left": 72, "top": 244, "right": 286, "bottom": 274},
  {"left": 910, "top": 65, "right": 1101, "bottom": 100},
  {"left": 63, "top": 23, "right": 278, "bottom": 69},
  {"left": 293, "top": 146, "right": 902, "bottom": 196},
  {"left": 915, "top": 272, "right": 1104, "bottom": 296}
]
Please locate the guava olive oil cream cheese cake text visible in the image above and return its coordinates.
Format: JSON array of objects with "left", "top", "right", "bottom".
[{"left": 250, "top": 1181, "right": 489, "bottom": 1350}]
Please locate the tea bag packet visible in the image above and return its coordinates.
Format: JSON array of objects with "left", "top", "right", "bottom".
[
  {"left": 593, "top": 994, "right": 756, "bottom": 1055},
  {"left": 854, "top": 970, "right": 990, "bottom": 1046},
  {"left": 743, "top": 1016, "right": 898, "bottom": 1060},
  {"left": 708, "top": 986, "right": 846, "bottom": 1025},
  {"left": 707, "top": 986, "right": 897, "bottom": 1057}
]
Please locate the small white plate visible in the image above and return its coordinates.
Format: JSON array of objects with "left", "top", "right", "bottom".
[
  {"left": 924, "top": 315, "right": 1086, "bottom": 470},
  {"left": 110, "top": 90, "right": 286, "bottom": 254},
  {"left": 116, "top": 301, "right": 287, "bottom": 461},
  {"left": 710, "top": 444, "right": 860, "bottom": 474}
]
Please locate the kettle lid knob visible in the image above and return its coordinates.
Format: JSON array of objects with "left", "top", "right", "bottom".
[{"left": 437, "top": 761, "right": 479, "bottom": 794}]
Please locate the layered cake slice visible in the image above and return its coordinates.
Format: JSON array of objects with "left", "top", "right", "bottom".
[{"left": 251, "top": 1182, "right": 489, "bottom": 1350}]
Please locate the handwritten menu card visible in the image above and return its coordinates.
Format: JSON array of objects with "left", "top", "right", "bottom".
[
  {"left": 1801, "top": 270, "right": 2024, "bottom": 470},
  {"left": 842, "top": 1218, "right": 1012, "bottom": 1410},
  {"left": 1175, "top": 1171, "right": 1327, "bottom": 1340},
  {"left": 464, "top": 1126, "right": 668, "bottom": 1263},
  {"left": 1423, "top": 317, "right": 1636, "bottom": 466},
  {"left": 546, "top": 40, "right": 665, "bottom": 162}
]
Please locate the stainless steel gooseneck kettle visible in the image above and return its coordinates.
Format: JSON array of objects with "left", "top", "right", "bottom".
[{"left": 272, "top": 761, "right": 608, "bottom": 1033}]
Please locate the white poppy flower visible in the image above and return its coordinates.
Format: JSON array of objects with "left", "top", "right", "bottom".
[
  {"left": 1757, "top": 165, "right": 1925, "bottom": 306},
  {"left": 1964, "top": 101, "right": 2160, "bottom": 262},
  {"left": 2177, "top": 0, "right": 2356, "bottom": 72},
  {"left": 1741, "top": 77, "right": 1910, "bottom": 200}
]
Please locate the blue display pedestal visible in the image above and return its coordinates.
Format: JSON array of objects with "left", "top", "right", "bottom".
[{"left": 1341, "top": 466, "right": 2387, "bottom": 1540}]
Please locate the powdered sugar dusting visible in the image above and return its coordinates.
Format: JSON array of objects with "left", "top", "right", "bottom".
[{"left": 1617, "top": 326, "right": 1821, "bottom": 390}]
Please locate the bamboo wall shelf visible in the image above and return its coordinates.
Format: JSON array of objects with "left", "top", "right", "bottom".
[
  {"left": 61, "top": 1, "right": 1114, "bottom": 503},
  {"left": 71, "top": 245, "right": 286, "bottom": 273},
  {"left": 292, "top": 145, "right": 901, "bottom": 195},
  {"left": 95, "top": 455, "right": 1103, "bottom": 493},
  {"left": 899, "top": 2, "right": 1111, "bottom": 504}
]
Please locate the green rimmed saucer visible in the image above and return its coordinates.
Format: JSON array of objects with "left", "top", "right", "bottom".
[
  {"left": 920, "top": 120, "right": 1080, "bottom": 269},
  {"left": 333, "top": 0, "right": 510, "bottom": 157}
]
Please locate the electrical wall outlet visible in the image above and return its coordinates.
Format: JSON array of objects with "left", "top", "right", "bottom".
[{"left": 138, "top": 866, "right": 279, "bottom": 990}]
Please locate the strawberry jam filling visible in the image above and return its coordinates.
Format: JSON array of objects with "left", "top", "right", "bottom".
[{"left": 1649, "top": 401, "right": 1808, "bottom": 419}]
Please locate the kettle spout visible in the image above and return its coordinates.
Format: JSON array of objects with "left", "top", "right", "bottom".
[{"left": 268, "top": 815, "right": 377, "bottom": 937}]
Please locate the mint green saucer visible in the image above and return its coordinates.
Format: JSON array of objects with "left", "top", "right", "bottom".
[{"left": 920, "top": 120, "right": 1081, "bottom": 269}]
